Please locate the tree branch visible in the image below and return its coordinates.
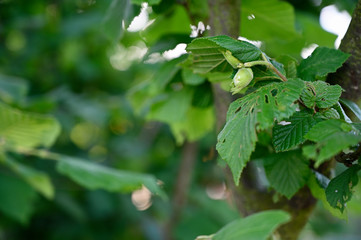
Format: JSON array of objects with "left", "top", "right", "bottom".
[
  {"left": 164, "top": 141, "right": 198, "bottom": 240},
  {"left": 328, "top": 0, "right": 361, "bottom": 105}
]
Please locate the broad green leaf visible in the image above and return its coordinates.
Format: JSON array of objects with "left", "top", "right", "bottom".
[
  {"left": 4, "top": 156, "right": 54, "bottom": 199},
  {"left": 303, "top": 119, "right": 361, "bottom": 167},
  {"left": 171, "top": 106, "right": 214, "bottom": 144},
  {"left": 56, "top": 156, "right": 165, "bottom": 198},
  {"left": 241, "top": 0, "right": 298, "bottom": 41},
  {"left": 147, "top": 87, "right": 193, "bottom": 123},
  {"left": 186, "top": 35, "right": 262, "bottom": 74},
  {"left": 307, "top": 174, "right": 346, "bottom": 219},
  {"left": 298, "top": 47, "right": 350, "bottom": 81},
  {"left": 0, "top": 74, "right": 28, "bottom": 104},
  {"left": 148, "top": 55, "right": 186, "bottom": 95},
  {"left": 142, "top": 6, "right": 191, "bottom": 44},
  {"left": 206, "top": 72, "right": 232, "bottom": 83},
  {"left": 273, "top": 111, "right": 322, "bottom": 152},
  {"left": 217, "top": 78, "right": 305, "bottom": 184},
  {"left": 196, "top": 210, "right": 290, "bottom": 240},
  {"left": 296, "top": 12, "right": 337, "bottom": 48},
  {"left": 182, "top": 68, "right": 206, "bottom": 86},
  {"left": 0, "top": 173, "right": 38, "bottom": 224},
  {"left": 0, "top": 103, "right": 61, "bottom": 149},
  {"left": 132, "top": 0, "right": 160, "bottom": 5},
  {"left": 102, "top": 0, "right": 130, "bottom": 42},
  {"left": 340, "top": 98, "right": 361, "bottom": 121},
  {"left": 241, "top": 0, "right": 304, "bottom": 56},
  {"left": 300, "top": 81, "right": 342, "bottom": 109},
  {"left": 325, "top": 165, "right": 361, "bottom": 213},
  {"left": 264, "top": 151, "right": 311, "bottom": 199}
]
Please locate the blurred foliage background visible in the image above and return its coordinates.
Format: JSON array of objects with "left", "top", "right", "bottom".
[{"left": 0, "top": 0, "right": 361, "bottom": 239}]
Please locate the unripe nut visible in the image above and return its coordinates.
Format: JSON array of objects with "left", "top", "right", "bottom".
[{"left": 231, "top": 67, "right": 253, "bottom": 94}]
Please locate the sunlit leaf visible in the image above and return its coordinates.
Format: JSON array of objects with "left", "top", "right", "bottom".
[
  {"left": 57, "top": 156, "right": 166, "bottom": 198},
  {"left": 196, "top": 210, "right": 290, "bottom": 240},
  {"left": 0, "top": 103, "right": 61, "bottom": 149},
  {"left": 186, "top": 35, "right": 261, "bottom": 74}
]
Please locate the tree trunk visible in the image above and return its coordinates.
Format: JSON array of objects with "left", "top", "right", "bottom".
[
  {"left": 328, "top": 0, "right": 361, "bottom": 105},
  {"left": 207, "top": 0, "right": 317, "bottom": 239}
]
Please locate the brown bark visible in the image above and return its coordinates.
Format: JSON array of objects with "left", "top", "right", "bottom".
[{"left": 328, "top": 0, "right": 361, "bottom": 105}]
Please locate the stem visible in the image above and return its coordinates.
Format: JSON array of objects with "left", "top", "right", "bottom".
[
  {"left": 7, "top": 147, "right": 60, "bottom": 161},
  {"left": 242, "top": 57, "right": 288, "bottom": 82},
  {"left": 164, "top": 142, "right": 198, "bottom": 240}
]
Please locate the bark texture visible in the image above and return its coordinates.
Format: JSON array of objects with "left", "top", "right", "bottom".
[{"left": 328, "top": 0, "right": 361, "bottom": 105}]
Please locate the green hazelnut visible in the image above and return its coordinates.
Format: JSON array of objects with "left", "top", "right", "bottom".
[{"left": 231, "top": 67, "right": 253, "bottom": 94}]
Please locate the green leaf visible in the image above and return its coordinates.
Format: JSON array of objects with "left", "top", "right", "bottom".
[
  {"left": 4, "top": 156, "right": 54, "bottom": 199},
  {"left": 131, "top": 0, "right": 161, "bottom": 5},
  {"left": 340, "top": 98, "right": 361, "bottom": 121},
  {"left": 296, "top": 12, "right": 337, "bottom": 48},
  {"left": 0, "top": 103, "right": 61, "bottom": 149},
  {"left": 300, "top": 81, "right": 342, "bottom": 109},
  {"left": 0, "top": 74, "right": 28, "bottom": 104},
  {"left": 147, "top": 87, "right": 193, "bottom": 123},
  {"left": 102, "top": 0, "right": 130, "bottom": 42},
  {"left": 325, "top": 165, "right": 361, "bottom": 213},
  {"left": 241, "top": 0, "right": 298, "bottom": 41},
  {"left": 56, "top": 156, "right": 165, "bottom": 198},
  {"left": 182, "top": 68, "right": 206, "bottom": 86},
  {"left": 148, "top": 55, "right": 186, "bottom": 95},
  {"left": 217, "top": 78, "right": 305, "bottom": 184},
  {"left": 264, "top": 150, "right": 311, "bottom": 198},
  {"left": 303, "top": 119, "right": 361, "bottom": 167},
  {"left": 298, "top": 47, "right": 350, "bottom": 81},
  {"left": 197, "top": 210, "right": 290, "bottom": 240},
  {"left": 191, "top": 82, "right": 213, "bottom": 108},
  {"left": 0, "top": 173, "right": 38, "bottom": 224},
  {"left": 307, "top": 174, "right": 346, "bottom": 219},
  {"left": 171, "top": 106, "right": 214, "bottom": 144},
  {"left": 275, "top": 55, "right": 298, "bottom": 78},
  {"left": 319, "top": 108, "right": 340, "bottom": 119},
  {"left": 186, "top": 35, "right": 262, "bottom": 74},
  {"left": 273, "top": 111, "right": 322, "bottom": 152},
  {"left": 142, "top": 6, "right": 191, "bottom": 44}
]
